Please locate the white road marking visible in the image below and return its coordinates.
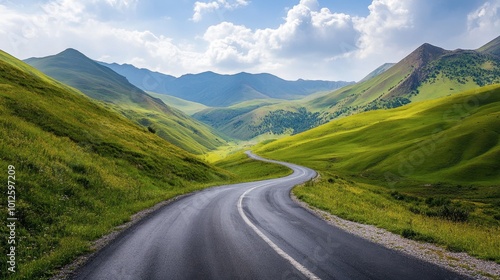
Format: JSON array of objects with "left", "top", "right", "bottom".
[{"left": 237, "top": 167, "right": 321, "bottom": 280}]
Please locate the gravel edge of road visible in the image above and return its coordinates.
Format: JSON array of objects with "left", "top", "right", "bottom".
[
  {"left": 50, "top": 192, "right": 196, "bottom": 280},
  {"left": 49, "top": 154, "right": 499, "bottom": 280},
  {"left": 290, "top": 192, "right": 500, "bottom": 280}
]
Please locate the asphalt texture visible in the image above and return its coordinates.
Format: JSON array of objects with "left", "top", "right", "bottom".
[{"left": 72, "top": 152, "right": 468, "bottom": 280}]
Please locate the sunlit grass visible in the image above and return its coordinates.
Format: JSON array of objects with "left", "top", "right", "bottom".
[
  {"left": 214, "top": 151, "right": 292, "bottom": 181},
  {"left": 294, "top": 176, "right": 500, "bottom": 262},
  {"left": 256, "top": 84, "right": 500, "bottom": 262},
  {"left": 0, "top": 50, "right": 289, "bottom": 279}
]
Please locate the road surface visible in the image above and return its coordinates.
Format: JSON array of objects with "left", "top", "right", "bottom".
[{"left": 72, "top": 152, "right": 467, "bottom": 280}]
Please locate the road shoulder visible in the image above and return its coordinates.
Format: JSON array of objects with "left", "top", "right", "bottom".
[
  {"left": 50, "top": 192, "right": 196, "bottom": 280},
  {"left": 290, "top": 192, "right": 500, "bottom": 280}
]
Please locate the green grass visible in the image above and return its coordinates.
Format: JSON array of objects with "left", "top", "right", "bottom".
[
  {"left": 0, "top": 50, "right": 289, "bottom": 279},
  {"left": 194, "top": 100, "right": 322, "bottom": 140},
  {"left": 114, "top": 104, "right": 227, "bottom": 154},
  {"left": 293, "top": 177, "right": 500, "bottom": 262},
  {"left": 214, "top": 151, "right": 292, "bottom": 181},
  {"left": 413, "top": 74, "right": 478, "bottom": 102},
  {"left": 306, "top": 58, "right": 413, "bottom": 113},
  {"left": 200, "top": 141, "right": 292, "bottom": 181},
  {"left": 256, "top": 84, "right": 500, "bottom": 262},
  {"left": 24, "top": 49, "right": 226, "bottom": 154},
  {"left": 147, "top": 92, "right": 209, "bottom": 115}
]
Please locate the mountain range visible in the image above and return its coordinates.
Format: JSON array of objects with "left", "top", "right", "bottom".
[
  {"left": 0, "top": 50, "right": 231, "bottom": 278},
  {"left": 311, "top": 35, "right": 500, "bottom": 117},
  {"left": 2, "top": 32, "right": 499, "bottom": 278},
  {"left": 192, "top": 35, "right": 500, "bottom": 140},
  {"left": 25, "top": 49, "right": 226, "bottom": 153},
  {"left": 23, "top": 35, "right": 500, "bottom": 143},
  {"left": 359, "top": 63, "right": 396, "bottom": 82},
  {"left": 255, "top": 83, "right": 500, "bottom": 263},
  {"left": 99, "top": 61, "right": 353, "bottom": 107}
]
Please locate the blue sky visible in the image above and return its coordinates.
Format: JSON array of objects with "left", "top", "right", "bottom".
[{"left": 0, "top": 0, "right": 498, "bottom": 81}]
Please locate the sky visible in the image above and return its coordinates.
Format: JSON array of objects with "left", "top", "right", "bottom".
[{"left": 0, "top": 0, "right": 499, "bottom": 81}]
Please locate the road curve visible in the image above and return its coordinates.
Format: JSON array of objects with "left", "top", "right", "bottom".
[{"left": 72, "top": 152, "right": 468, "bottom": 280}]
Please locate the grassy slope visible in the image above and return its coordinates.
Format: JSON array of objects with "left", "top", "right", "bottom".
[
  {"left": 413, "top": 75, "right": 478, "bottom": 102},
  {"left": 193, "top": 99, "right": 281, "bottom": 139},
  {"left": 309, "top": 63, "right": 409, "bottom": 110},
  {"left": 478, "top": 35, "right": 500, "bottom": 57},
  {"left": 308, "top": 41, "right": 500, "bottom": 120},
  {"left": 25, "top": 49, "right": 225, "bottom": 154},
  {"left": 413, "top": 49, "right": 500, "bottom": 103},
  {"left": 306, "top": 44, "right": 441, "bottom": 113},
  {"left": 256, "top": 85, "right": 500, "bottom": 262},
  {"left": 0, "top": 51, "right": 286, "bottom": 279},
  {"left": 214, "top": 151, "right": 292, "bottom": 181},
  {"left": 147, "top": 92, "right": 208, "bottom": 115},
  {"left": 193, "top": 38, "right": 500, "bottom": 142},
  {"left": 258, "top": 85, "right": 500, "bottom": 184},
  {"left": 194, "top": 98, "right": 325, "bottom": 141}
]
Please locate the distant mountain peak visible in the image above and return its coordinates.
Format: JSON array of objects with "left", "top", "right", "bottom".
[
  {"left": 420, "top": 42, "right": 447, "bottom": 54},
  {"left": 359, "top": 63, "right": 396, "bottom": 82},
  {"left": 58, "top": 48, "right": 85, "bottom": 57},
  {"left": 478, "top": 35, "right": 500, "bottom": 57},
  {"left": 100, "top": 63, "right": 352, "bottom": 107},
  {"left": 402, "top": 43, "right": 448, "bottom": 68}
]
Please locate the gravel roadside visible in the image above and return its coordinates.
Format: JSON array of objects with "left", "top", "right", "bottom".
[
  {"left": 50, "top": 192, "right": 196, "bottom": 280},
  {"left": 50, "top": 183, "right": 500, "bottom": 280},
  {"left": 291, "top": 193, "right": 500, "bottom": 280}
]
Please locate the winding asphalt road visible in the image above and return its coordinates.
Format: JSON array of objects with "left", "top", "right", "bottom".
[{"left": 72, "top": 152, "right": 467, "bottom": 280}]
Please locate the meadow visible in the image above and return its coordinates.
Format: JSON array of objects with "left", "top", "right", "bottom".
[
  {"left": 256, "top": 84, "right": 500, "bottom": 262},
  {"left": 0, "top": 51, "right": 289, "bottom": 279}
]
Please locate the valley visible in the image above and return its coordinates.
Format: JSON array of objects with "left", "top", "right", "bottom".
[
  {"left": 1, "top": 29, "right": 499, "bottom": 280},
  {"left": 0, "top": 50, "right": 289, "bottom": 279},
  {"left": 255, "top": 84, "right": 500, "bottom": 263},
  {"left": 141, "top": 36, "right": 500, "bottom": 142},
  {"left": 24, "top": 49, "right": 226, "bottom": 154}
]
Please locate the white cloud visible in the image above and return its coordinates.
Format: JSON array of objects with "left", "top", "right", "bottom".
[
  {"left": 468, "top": 0, "right": 500, "bottom": 29},
  {"left": 0, "top": 1, "right": 205, "bottom": 75},
  {"left": 42, "top": 0, "right": 86, "bottom": 23},
  {"left": 201, "top": 0, "right": 358, "bottom": 71},
  {"left": 104, "top": 0, "right": 138, "bottom": 10},
  {"left": 192, "top": 0, "right": 250, "bottom": 22},
  {"left": 0, "top": 0, "right": 498, "bottom": 81},
  {"left": 273, "top": 3, "right": 357, "bottom": 57},
  {"left": 298, "top": 0, "right": 318, "bottom": 10},
  {"left": 353, "top": 0, "right": 412, "bottom": 58},
  {"left": 203, "top": 22, "right": 271, "bottom": 70}
]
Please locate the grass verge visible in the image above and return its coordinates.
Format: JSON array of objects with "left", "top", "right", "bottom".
[
  {"left": 255, "top": 85, "right": 500, "bottom": 263},
  {"left": 214, "top": 151, "right": 292, "bottom": 181},
  {"left": 293, "top": 174, "right": 500, "bottom": 263},
  {"left": 0, "top": 50, "right": 291, "bottom": 280}
]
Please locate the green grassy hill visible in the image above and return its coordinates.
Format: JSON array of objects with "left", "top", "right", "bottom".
[
  {"left": 256, "top": 84, "right": 500, "bottom": 262},
  {"left": 99, "top": 61, "right": 352, "bottom": 107},
  {"left": 193, "top": 99, "right": 324, "bottom": 140},
  {"left": 308, "top": 36, "right": 500, "bottom": 119},
  {"left": 0, "top": 50, "right": 232, "bottom": 279},
  {"left": 0, "top": 50, "right": 293, "bottom": 279},
  {"left": 258, "top": 84, "right": 500, "bottom": 184},
  {"left": 478, "top": 35, "right": 500, "bottom": 58},
  {"left": 148, "top": 92, "right": 209, "bottom": 115},
  {"left": 25, "top": 49, "right": 225, "bottom": 154},
  {"left": 194, "top": 36, "right": 500, "bottom": 142}
]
